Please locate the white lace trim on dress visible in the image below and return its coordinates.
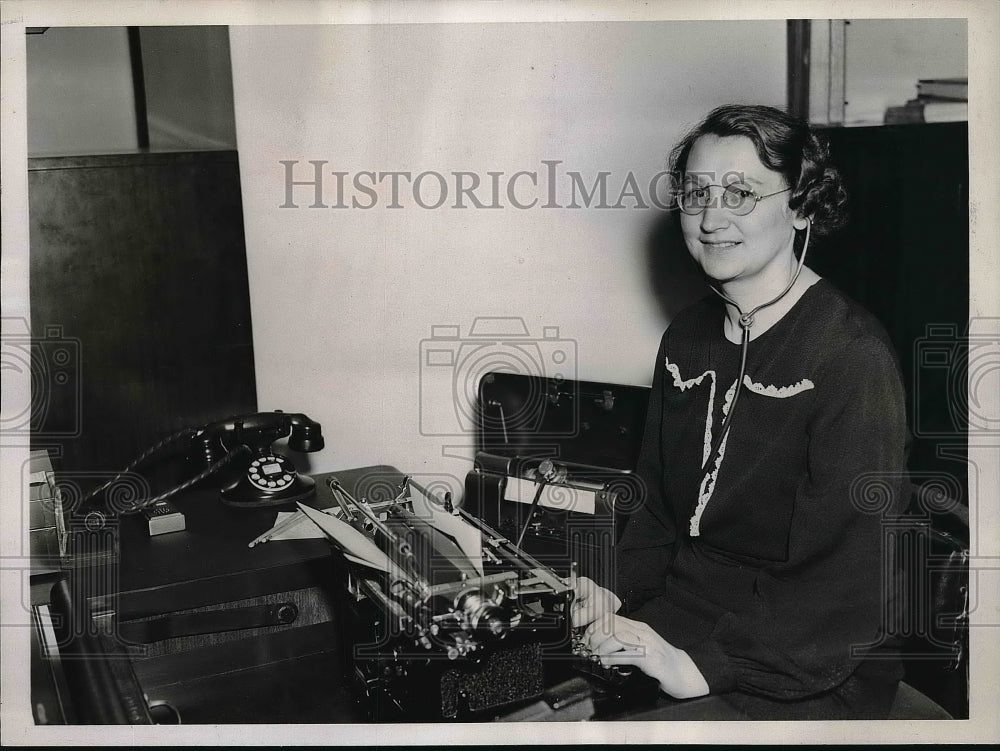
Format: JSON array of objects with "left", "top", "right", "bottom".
[{"left": 663, "top": 356, "right": 814, "bottom": 537}]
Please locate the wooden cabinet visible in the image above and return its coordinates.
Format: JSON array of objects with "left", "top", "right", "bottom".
[{"left": 29, "top": 150, "right": 257, "bottom": 480}]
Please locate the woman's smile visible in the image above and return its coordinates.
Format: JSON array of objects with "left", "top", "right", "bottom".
[{"left": 699, "top": 239, "right": 742, "bottom": 249}]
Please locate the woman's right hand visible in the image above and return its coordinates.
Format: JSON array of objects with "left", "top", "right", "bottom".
[{"left": 570, "top": 575, "right": 622, "bottom": 628}]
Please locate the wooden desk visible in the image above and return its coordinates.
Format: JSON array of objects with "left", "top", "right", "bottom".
[
  {"left": 42, "top": 466, "right": 403, "bottom": 724},
  {"left": 39, "top": 464, "right": 741, "bottom": 723}
]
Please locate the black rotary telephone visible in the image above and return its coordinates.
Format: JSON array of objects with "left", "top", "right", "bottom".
[
  {"left": 195, "top": 411, "right": 325, "bottom": 508},
  {"left": 80, "top": 411, "right": 326, "bottom": 515}
]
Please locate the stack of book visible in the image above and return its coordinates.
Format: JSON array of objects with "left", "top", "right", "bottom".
[{"left": 884, "top": 77, "right": 967, "bottom": 124}]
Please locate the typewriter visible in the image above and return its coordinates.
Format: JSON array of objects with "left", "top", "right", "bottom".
[
  {"left": 306, "top": 373, "right": 655, "bottom": 721},
  {"left": 308, "top": 474, "right": 656, "bottom": 721}
]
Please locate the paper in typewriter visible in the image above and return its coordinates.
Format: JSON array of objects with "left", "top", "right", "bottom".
[
  {"left": 296, "top": 502, "right": 395, "bottom": 571},
  {"left": 406, "top": 484, "right": 484, "bottom": 575},
  {"left": 295, "top": 493, "right": 485, "bottom": 576}
]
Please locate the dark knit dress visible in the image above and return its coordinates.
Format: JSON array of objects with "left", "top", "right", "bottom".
[{"left": 618, "top": 279, "right": 908, "bottom": 719}]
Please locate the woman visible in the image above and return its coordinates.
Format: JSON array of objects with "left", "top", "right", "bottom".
[{"left": 574, "top": 105, "right": 909, "bottom": 719}]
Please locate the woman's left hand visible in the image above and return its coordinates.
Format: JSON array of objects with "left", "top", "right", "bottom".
[{"left": 583, "top": 613, "right": 710, "bottom": 699}]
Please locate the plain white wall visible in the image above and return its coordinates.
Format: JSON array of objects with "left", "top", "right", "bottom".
[{"left": 229, "top": 21, "right": 786, "bottom": 489}]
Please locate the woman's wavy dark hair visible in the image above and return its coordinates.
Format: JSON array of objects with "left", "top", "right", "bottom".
[{"left": 668, "top": 104, "right": 848, "bottom": 236}]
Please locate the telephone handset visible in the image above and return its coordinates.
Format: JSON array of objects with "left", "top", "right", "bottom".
[{"left": 193, "top": 411, "right": 325, "bottom": 509}]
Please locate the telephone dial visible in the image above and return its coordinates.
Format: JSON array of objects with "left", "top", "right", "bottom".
[{"left": 195, "top": 411, "right": 325, "bottom": 508}]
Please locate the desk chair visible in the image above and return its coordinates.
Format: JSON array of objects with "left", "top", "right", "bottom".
[{"left": 888, "top": 482, "right": 969, "bottom": 719}]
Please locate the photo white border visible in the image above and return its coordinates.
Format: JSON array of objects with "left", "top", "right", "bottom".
[{"left": 2, "top": 0, "right": 997, "bottom": 745}]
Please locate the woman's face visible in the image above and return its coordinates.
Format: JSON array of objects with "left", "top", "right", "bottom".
[{"left": 679, "top": 134, "right": 805, "bottom": 289}]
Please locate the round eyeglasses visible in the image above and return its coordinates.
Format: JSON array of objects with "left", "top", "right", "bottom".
[{"left": 676, "top": 184, "right": 791, "bottom": 217}]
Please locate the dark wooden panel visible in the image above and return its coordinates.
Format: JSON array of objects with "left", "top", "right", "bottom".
[{"left": 29, "top": 150, "right": 257, "bottom": 481}]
